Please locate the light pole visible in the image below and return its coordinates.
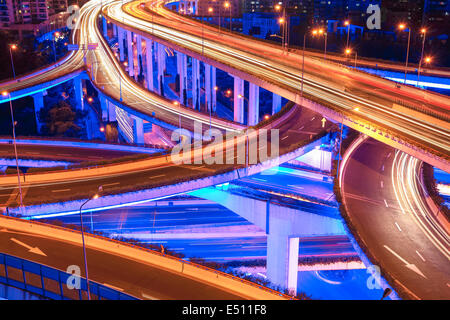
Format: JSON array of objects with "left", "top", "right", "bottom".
[
  {"left": 275, "top": 4, "right": 287, "bottom": 52},
  {"left": 52, "top": 31, "right": 60, "bottom": 63},
  {"left": 79, "top": 187, "right": 102, "bottom": 300},
  {"left": 224, "top": 2, "right": 231, "bottom": 32},
  {"left": 344, "top": 20, "right": 350, "bottom": 49},
  {"left": 2, "top": 91, "right": 23, "bottom": 207},
  {"left": 417, "top": 28, "right": 427, "bottom": 85},
  {"left": 312, "top": 28, "right": 327, "bottom": 59},
  {"left": 398, "top": 24, "right": 411, "bottom": 84},
  {"left": 301, "top": 33, "right": 306, "bottom": 98},
  {"left": 9, "top": 44, "right": 17, "bottom": 79}
]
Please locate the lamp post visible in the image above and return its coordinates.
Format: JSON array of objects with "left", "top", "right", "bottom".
[
  {"left": 52, "top": 31, "right": 60, "bottom": 63},
  {"left": 398, "top": 24, "right": 411, "bottom": 84},
  {"left": 275, "top": 4, "right": 288, "bottom": 52},
  {"left": 2, "top": 91, "right": 23, "bottom": 207},
  {"left": 79, "top": 187, "right": 102, "bottom": 300},
  {"left": 301, "top": 33, "right": 306, "bottom": 98},
  {"left": 224, "top": 2, "right": 231, "bottom": 32},
  {"left": 9, "top": 44, "right": 17, "bottom": 79},
  {"left": 312, "top": 28, "right": 327, "bottom": 60},
  {"left": 344, "top": 20, "right": 350, "bottom": 49},
  {"left": 417, "top": 28, "right": 427, "bottom": 85}
]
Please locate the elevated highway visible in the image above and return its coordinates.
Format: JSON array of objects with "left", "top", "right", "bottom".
[
  {"left": 104, "top": 0, "right": 449, "bottom": 171},
  {"left": 340, "top": 136, "right": 450, "bottom": 300}
]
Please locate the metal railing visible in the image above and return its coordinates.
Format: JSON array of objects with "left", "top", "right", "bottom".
[{"left": 0, "top": 252, "right": 136, "bottom": 300}]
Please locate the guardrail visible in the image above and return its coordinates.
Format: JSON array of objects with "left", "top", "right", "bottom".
[
  {"left": 0, "top": 252, "right": 136, "bottom": 300},
  {"left": 0, "top": 215, "right": 293, "bottom": 300}
]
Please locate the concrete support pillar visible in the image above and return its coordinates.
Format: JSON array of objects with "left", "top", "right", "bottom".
[
  {"left": 266, "top": 234, "right": 299, "bottom": 294},
  {"left": 233, "top": 76, "right": 244, "bottom": 123},
  {"left": 248, "top": 83, "right": 259, "bottom": 126},
  {"left": 136, "top": 34, "right": 143, "bottom": 76},
  {"left": 32, "top": 92, "right": 44, "bottom": 133},
  {"left": 73, "top": 76, "right": 85, "bottom": 111},
  {"left": 205, "top": 64, "right": 212, "bottom": 111},
  {"left": 118, "top": 27, "right": 125, "bottom": 61},
  {"left": 102, "top": 17, "right": 108, "bottom": 39},
  {"left": 177, "top": 51, "right": 187, "bottom": 105},
  {"left": 113, "top": 24, "right": 117, "bottom": 37},
  {"left": 132, "top": 116, "right": 145, "bottom": 145},
  {"left": 192, "top": 57, "right": 200, "bottom": 110},
  {"left": 107, "top": 101, "right": 117, "bottom": 122},
  {"left": 126, "top": 30, "right": 135, "bottom": 78},
  {"left": 211, "top": 66, "right": 217, "bottom": 112},
  {"left": 272, "top": 93, "right": 282, "bottom": 114},
  {"left": 144, "top": 38, "right": 154, "bottom": 92},
  {"left": 157, "top": 42, "right": 166, "bottom": 96},
  {"left": 99, "top": 94, "right": 108, "bottom": 121}
]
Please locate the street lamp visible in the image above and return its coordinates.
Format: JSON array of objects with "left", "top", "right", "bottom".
[
  {"left": 52, "top": 31, "right": 60, "bottom": 63},
  {"left": 2, "top": 91, "right": 23, "bottom": 207},
  {"left": 312, "top": 28, "right": 327, "bottom": 59},
  {"left": 275, "top": 4, "right": 288, "bottom": 52},
  {"left": 79, "top": 186, "right": 102, "bottom": 300},
  {"left": 9, "top": 44, "right": 17, "bottom": 79},
  {"left": 224, "top": 2, "right": 231, "bottom": 32},
  {"left": 345, "top": 48, "right": 357, "bottom": 68},
  {"left": 344, "top": 20, "right": 350, "bottom": 49},
  {"left": 417, "top": 28, "right": 427, "bottom": 85},
  {"left": 398, "top": 24, "right": 411, "bottom": 84}
]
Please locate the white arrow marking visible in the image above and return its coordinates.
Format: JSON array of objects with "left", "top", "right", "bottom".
[
  {"left": 10, "top": 238, "right": 47, "bottom": 256},
  {"left": 384, "top": 245, "right": 426, "bottom": 279}
]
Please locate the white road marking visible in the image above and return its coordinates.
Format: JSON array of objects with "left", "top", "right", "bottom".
[
  {"left": 141, "top": 292, "right": 159, "bottom": 300},
  {"left": 281, "top": 136, "right": 289, "bottom": 141},
  {"left": 10, "top": 238, "right": 46, "bottom": 256},
  {"left": 251, "top": 178, "right": 267, "bottom": 182},
  {"left": 384, "top": 199, "right": 389, "bottom": 208},
  {"left": 384, "top": 245, "right": 427, "bottom": 278},
  {"left": 149, "top": 174, "right": 166, "bottom": 179},
  {"left": 380, "top": 181, "right": 384, "bottom": 188},
  {"left": 102, "top": 182, "right": 120, "bottom": 187},
  {"left": 416, "top": 250, "right": 426, "bottom": 262},
  {"left": 51, "top": 189, "right": 71, "bottom": 193},
  {"left": 394, "top": 222, "right": 402, "bottom": 232},
  {"left": 102, "top": 283, "right": 124, "bottom": 292},
  {"left": 381, "top": 165, "right": 385, "bottom": 172}
]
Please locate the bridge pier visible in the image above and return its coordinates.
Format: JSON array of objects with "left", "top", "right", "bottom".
[
  {"left": 118, "top": 27, "right": 125, "bottom": 62},
  {"left": 107, "top": 100, "right": 117, "bottom": 122},
  {"left": 248, "top": 83, "right": 259, "bottom": 126},
  {"left": 132, "top": 116, "right": 145, "bottom": 145},
  {"left": 73, "top": 76, "right": 85, "bottom": 111},
  {"left": 192, "top": 57, "right": 200, "bottom": 109},
  {"left": 136, "top": 35, "right": 143, "bottom": 77},
  {"left": 99, "top": 94, "right": 108, "bottom": 122},
  {"left": 267, "top": 233, "right": 299, "bottom": 294},
  {"left": 233, "top": 76, "right": 244, "bottom": 123},
  {"left": 32, "top": 92, "right": 44, "bottom": 133},
  {"left": 157, "top": 42, "right": 166, "bottom": 96},
  {"left": 272, "top": 93, "right": 282, "bottom": 114},
  {"left": 144, "top": 37, "right": 154, "bottom": 92},
  {"left": 112, "top": 24, "right": 117, "bottom": 38},
  {"left": 102, "top": 17, "right": 108, "bottom": 40},
  {"left": 126, "top": 30, "right": 135, "bottom": 78},
  {"left": 177, "top": 51, "right": 187, "bottom": 105}
]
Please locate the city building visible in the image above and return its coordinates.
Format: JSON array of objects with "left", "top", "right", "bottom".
[{"left": 0, "top": 0, "right": 68, "bottom": 29}]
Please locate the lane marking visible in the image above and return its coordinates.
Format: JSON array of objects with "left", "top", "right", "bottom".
[
  {"left": 141, "top": 292, "right": 159, "bottom": 300},
  {"left": 102, "top": 182, "right": 120, "bottom": 187},
  {"left": 10, "top": 237, "right": 47, "bottom": 256},
  {"left": 394, "top": 222, "right": 402, "bottom": 232},
  {"left": 415, "top": 250, "right": 426, "bottom": 262},
  {"left": 149, "top": 174, "right": 166, "bottom": 179},
  {"left": 51, "top": 189, "right": 71, "bottom": 193},
  {"left": 384, "top": 199, "right": 389, "bottom": 208},
  {"left": 102, "top": 283, "right": 124, "bottom": 292},
  {"left": 384, "top": 245, "right": 427, "bottom": 278},
  {"left": 281, "top": 136, "right": 289, "bottom": 141},
  {"left": 380, "top": 181, "right": 384, "bottom": 188}
]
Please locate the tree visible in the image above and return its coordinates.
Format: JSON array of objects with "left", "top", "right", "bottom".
[{"left": 40, "top": 100, "right": 81, "bottom": 137}]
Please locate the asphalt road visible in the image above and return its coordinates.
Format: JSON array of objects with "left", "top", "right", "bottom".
[
  {"left": 44, "top": 202, "right": 356, "bottom": 262},
  {"left": 0, "top": 105, "right": 332, "bottom": 207},
  {"left": 0, "top": 142, "right": 141, "bottom": 163},
  {"left": 0, "top": 221, "right": 246, "bottom": 299},
  {"left": 341, "top": 138, "right": 450, "bottom": 300}
]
